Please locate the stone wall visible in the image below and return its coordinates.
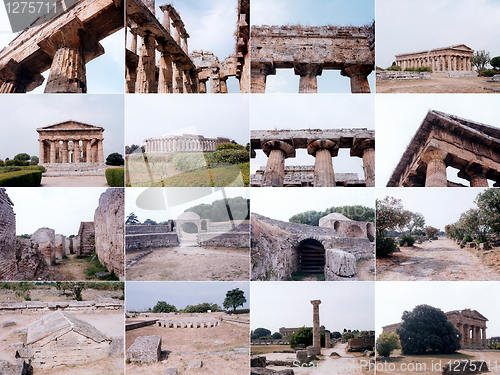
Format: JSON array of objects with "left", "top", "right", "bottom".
[
  {"left": 0, "top": 299, "right": 124, "bottom": 314},
  {"left": 54, "top": 234, "right": 66, "bottom": 260},
  {"left": 0, "top": 188, "right": 16, "bottom": 279},
  {"left": 126, "top": 233, "right": 179, "bottom": 252},
  {"left": 126, "top": 224, "right": 174, "bottom": 235},
  {"left": 347, "top": 335, "right": 375, "bottom": 351},
  {"left": 31, "top": 228, "right": 56, "bottom": 266},
  {"left": 376, "top": 71, "right": 431, "bottom": 81},
  {"left": 14, "top": 239, "right": 48, "bottom": 281},
  {"left": 94, "top": 188, "right": 125, "bottom": 279},
  {"left": 77, "top": 222, "right": 95, "bottom": 256},
  {"left": 197, "top": 221, "right": 250, "bottom": 248}
]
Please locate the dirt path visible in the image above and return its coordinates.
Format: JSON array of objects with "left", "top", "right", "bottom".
[
  {"left": 377, "top": 238, "right": 500, "bottom": 281},
  {"left": 52, "top": 254, "right": 89, "bottom": 280},
  {"left": 126, "top": 245, "right": 250, "bottom": 281},
  {"left": 376, "top": 73, "right": 500, "bottom": 93}
]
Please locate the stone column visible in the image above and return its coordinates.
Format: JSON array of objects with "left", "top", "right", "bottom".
[
  {"left": 251, "top": 62, "right": 276, "bottom": 93},
  {"left": 311, "top": 300, "right": 321, "bottom": 355},
  {"left": 60, "top": 140, "right": 69, "bottom": 163},
  {"left": 351, "top": 138, "right": 375, "bottom": 187},
  {"left": 172, "top": 62, "right": 184, "bottom": 93},
  {"left": 463, "top": 325, "right": 468, "bottom": 346},
  {"left": 130, "top": 32, "right": 138, "bottom": 54},
  {"left": 86, "top": 140, "right": 92, "bottom": 163},
  {"left": 159, "top": 4, "right": 171, "bottom": 32},
  {"left": 458, "top": 165, "right": 489, "bottom": 187},
  {"left": 73, "top": 140, "right": 80, "bottom": 163},
  {"left": 181, "top": 36, "right": 189, "bottom": 55},
  {"left": 220, "top": 78, "right": 228, "bottom": 93},
  {"left": 294, "top": 63, "right": 323, "bottom": 93},
  {"left": 446, "top": 55, "right": 451, "bottom": 71},
  {"left": 307, "top": 139, "right": 338, "bottom": 187},
  {"left": 98, "top": 140, "right": 104, "bottom": 163},
  {"left": 172, "top": 21, "right": 182, "bottom": 45},
  {"left": 39, "top": 140, "right": 45, "bottom": 164},
  {"left": 0, "top": 59, "right": 45, "bottom": 93},
  {"left": 135, "top": 32, "right": 156, "bottom": 93},
  {"left": 422, "top": 149, "right": 448, "bottom": 187},
  {"left": 50, "top": 141, "right": 57, "bottom": 164},
  {"left": 482, "top": 327, "right": 487, "bottom": 347},
  {"left": 261, "top": 139, "right": 295, "bottom": 187},
  {"left": 199, "top": 78, "right": 208, "bottom": 93},
  {"left": 341, "top": 65, "right": 372, "bottom": 93},
  {"left": 158, "top": 44, "right": 173, "bottom": 93}
]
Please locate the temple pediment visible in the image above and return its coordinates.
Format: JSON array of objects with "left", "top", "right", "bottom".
[{"left": 37, "top": 120, "right": 104, "bottom": 132}]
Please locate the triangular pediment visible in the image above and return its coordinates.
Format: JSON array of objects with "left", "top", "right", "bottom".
[
  {"left": 450, "top": 44, "right": 473, "bottom": 51},
  {"left": 37, "top": 120, "right": 103, "bottom": 131}
]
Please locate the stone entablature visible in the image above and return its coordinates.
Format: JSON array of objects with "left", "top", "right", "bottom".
[
  {"left": 37, "top": 121, "right": 104, "bottom": 165},
  {"left": 251, "top": 129, "right": 375, "bottom": 187},
  {"left": 0, "top": 0, "right": 123, "bottom": 93},
  {"left": 387, "top": 110, "right": 500, "bottom": 187},
  {"left": 145, "top": 134, "right": 231, "bottom": 153},
  {"left": 250, "top": 23, "right": 374, "bottom": 93},
  {"left": 395, "top": 44, "right": 474, "bottom": 72}
]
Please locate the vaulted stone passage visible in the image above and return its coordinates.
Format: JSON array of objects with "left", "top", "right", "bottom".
[{"left": 298, "top": 239, "right": 325, "bottom": 274}]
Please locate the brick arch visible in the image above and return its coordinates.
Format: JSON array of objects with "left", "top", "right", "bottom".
[{"left": 297, "top": 238, "right": 325, "bottom": 274}]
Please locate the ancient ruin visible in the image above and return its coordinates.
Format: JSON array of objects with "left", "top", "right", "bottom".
[
  {"left": 251, "top": 213, "right": 374, "bottom": 281},
  {"left": 127, "top": 335, "right": 162, "bottom": 363},
  {"left": 250, "top": 23, "right": 375, "bottom": 93},
  {"left": 387, "top": 110, "right": 500, "bottom": 187},
  {"left": 126, "top": 0, "right": 249, "bottom": 93},
  {"left": 311, "top": 300, "right": 321, "bottom": 356},
  {"left": 251, "top": 129, "right": 375, "bottom": 187},
  {"left": 0, "top": 0, "right": 123, "bottom": 93},
  {"left": 157, "top": 318, "right": 220, "bottom": 328},
  {"left": 395, "top": 45, "right": 474, "bottom": 72},
  {"left": 145, "top": 134, "right": 231, "bottom": 153}
]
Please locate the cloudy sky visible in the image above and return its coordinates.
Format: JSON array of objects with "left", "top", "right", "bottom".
[
  {"left": 376, "top": 94, "right": 500, "bottom": 187},
  {"left": 126, "top": 187, "right": 249, "bottom": 223},
  {"left": 250, "top": 94, "right": 374, "bottom": 178},
  {"left": 5, "top": 187, "right": 107, "bottom": 236},
  {"left": 251, "top": 281, "right": 375, "bottom": 334},
  {"left": 0, "top": 95, "right": 124, "bottom": 161},
  {"left": 0, "top": 8, "right": 124, "bottom": 94},
  {"left": 252, "top": 0, "right": 375, "bottom": 93},
  {"left": 126, "top": 95, "right": 249, "bottom": 147},
  {"left": 376, "top": 282, "right": 500, "bottom": 337},
  {"left": 251, "top": 188, "right": 374, "bottom": 222},
  {"left": 376, "top": 0, "right": 500, "bottom": 69},
  {"left": 126, "top": 281, "right": 250, "bottom": 312}
]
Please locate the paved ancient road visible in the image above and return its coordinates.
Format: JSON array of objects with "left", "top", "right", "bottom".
[{"left": 377, "top": 238, "right": 500, "bottom": 281}]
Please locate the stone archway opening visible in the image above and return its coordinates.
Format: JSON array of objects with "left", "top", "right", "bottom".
[
  {"left": 333, "top": 221, "right": 340, "bottom": 232},
  {"left": 346, "top": 224, "right": 364, "bottom": 238},
  {"left": 298, "top": 239, "right": 325, "bottom": 274}
]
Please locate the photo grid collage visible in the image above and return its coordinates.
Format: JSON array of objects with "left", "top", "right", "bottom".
[{"left": 0, "top": 0, "right": 500, "bottom": 374}]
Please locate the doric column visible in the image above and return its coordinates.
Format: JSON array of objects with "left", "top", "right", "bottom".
[
  {"left": 199, "top": 78, "right": 208, "bottom": 93},
  {"left": 482, "top": 327, "right": 487, "bottom": 347},
  {"left": 135, "top": 32, "right": 156, "bottom": 93},
  {"left": 210, "top": 66, "right": 221, "bottom": 93},
  {"left": 311, "top": 300, "right": 321, "bottom": 355},
  {"left": 0, "top": 59, "right": 45, "bottom": 93},
  {"left": 458, "top": 164, "right": 489, "bottom": 187},
  {"left": 294, "top": 63, "right": 323, "bottom": 93},
  {"left": 98, "top": 140, "right": 104, "bottom": 163},
  {"left": 159, "top": 4, "right": 171, "bottom": 32},
  {"left": 86, "top": 140, "right": 92, "bottom": 163},
  {"left": 446, "top": 55, "right": 451, "bottom": 71},
  {"left": 307, "top": 139, "right": 338, "bottom": 187},
  {"left": 467, "top": 57, "right": 472, "bottom": 71},
  {"left": 130, "top": 32, "right": 138, "bottom": 54},
  {"left": 422, "top": 148, "right": 448, "bottom": 187},
  {"left": 157, "top": 44, "right": 173, "bottom": 93},
  {"left": 261, "top": 139, "right": 295, "bottom": 187},
  {"left": 172, "top": 21, "right": 182, "bottom": 45},
  {"left": 61, "top": 140, "right": 69, "bottom": 163},
  {"left": 251, "top": 62, "right": 276, "bottom": 93},
  {"left": 220, "top": 78, "right": 228, "bottom": 94},
  {"left": 351, "top": 137, "right": 375, "bottom": 187},
  {"left": 341, "top": 65, "right": 372, "bottom": 93},
  {"left": 172, "top": 62, "right": 184, "bottom": 93},
  {"left": 464, "top": 325, "right": 469, "bottom": 346},
  {"left": 50, "top": 141, "right": 57, "bottom": 164},
  {"left": 73, "top": 140, "right": 80, "bottom": 163},
  {"left": 39, "top": 140, "right": 45, "bottom": 164},
  {"left": 181, "top": 36, "right": 189, "bottom": 55}
]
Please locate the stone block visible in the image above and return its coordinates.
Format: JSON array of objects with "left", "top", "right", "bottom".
[
  {"left": 188, "top": 360, "right": 203, "bottom": 369},
  {"left": 251, "top": 369, "right": 295, "bottom": 375},
  {"left": 296, "top": 350, "right": 308, "bottom": 364},
  {"left": 126, "top": 335, "right": 161, "bottom": 363},
  {"left": 109, "top": 337, "right": 124, "bottom": 356},
  {"left": 306, "top": 346, "right": 317, "bottom": 356},
  {"left": 164, "top": 369, "right": 178, "bottom": 375},
  {"left": 251, "top": 356, "right": 266, "bottom": 368},
  {"left": 325, "top": 249, "right": 357, "bottom": 280}
]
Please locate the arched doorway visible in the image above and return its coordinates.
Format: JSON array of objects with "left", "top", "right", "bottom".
[{"left": 298, "top": 239, "right": 325, "bottom": 274}]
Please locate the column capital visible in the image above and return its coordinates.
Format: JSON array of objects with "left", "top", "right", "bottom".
[
  {"left": 340, "top": 64, "right": 372, "bottom": 93},
  {"left": 307, "top": 139, "right": 338, "bottom": 157},
  {"left": 350, "top": 136, "right": 375, "bottom": 158},
  {"left": 261, "top": 139, "right": 295, "bottom": 158},
  {"left": 421, "top": 147, "right": 448, "bottom": 164},
  {"left": 293, "top": 62, "right": 323, "bottom": 77},
  {"left": 310, "top": 300, "right": 321, "bottom": 307},
  {"left": 251, "top": 61, "right": 276, "bottom": 77},
  {"left": 457, "top": 163, "right": 489, "bottom": 187}
]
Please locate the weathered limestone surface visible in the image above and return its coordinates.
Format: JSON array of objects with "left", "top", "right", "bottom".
[
  {"left": 376, "top": 71, "right": 431, "bottom": 81},
  {"left": 0, "top": 189, "right": 17, "bottom": 279},
  {"left": 126, "top": 335, "right": 161, "bottom": 363},
  {"left": 31, "top": 228, "right": 56, "bottom": 266},
  {"left": 157, "top": 318, "right": 220, "bottom": 328},
  {"left": 15, "top": 239, "right": 50, "bottom": 280},
  {"left": 94, "top": 188, "right": 124, "bottom": 279},
  {"left": 197, "top": 221, "right": 250, "bottom": 248},
  {"left": 54, "top": 234, "right": 66, "bottom": 260},
  {"left": 325, "top": 249, "right": 357, "bottom": 280},
  {"left": 347, "top": 335, "right": 375, "bottom": 351},
  {"left": 125, "top": 224, "right": 178, "bottom": 252},
  {"left": 0, "top": 359, "right": 31, "bottom": 375},
  {"left": 0, "top": 299, "right": 123, "bottom": 313},
  {"left": 251, "top": 368, "right": 295, "bottom": 375},
  {"left": 395, "top": 45, "right": 474, "bottom": 72},
  {"left": 77, "top": 222, "right": 95, "bottom": 256},
  {"left": 311, "top": 300, "right": 321, "bottom": 355}
]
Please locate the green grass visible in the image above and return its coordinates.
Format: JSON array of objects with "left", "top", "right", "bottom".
[{"left": 85, "top": 252, "right": 119, "bottom": 281}]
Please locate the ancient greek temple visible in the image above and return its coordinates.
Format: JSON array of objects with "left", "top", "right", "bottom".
[
  {"left": 0, "top": 0, "right": 123, "bottom": 93},
  {"left": 144, "top": 134, "right": 231, "bottom": 153},
  {"left": 387, "top": 110, "right": 500, "bottom": 187},
  {"left": 395, "top": 45, "right": 474, "bottom": 72},
  {"left": 446, "top": 309, "right": 488, "bottom": 349},
  {"left": 251, "top": 129, "right": 375, "bottom": 187},
  {"left": 37, "top": 121, "right": 104, "bottom": 164},
  {"left": 250, "top": 23, "right": 375, "bottom": 93}
]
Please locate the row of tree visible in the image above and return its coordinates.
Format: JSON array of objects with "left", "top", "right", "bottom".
[
  {"left": 289, "top": 205, "right": 375, "bottom": 226},
  {"left": 185, "top": 196, "right": 250, "bottom": 222},
  {"left": 0, "top": 153, "right": 39, "bottom": 167}
]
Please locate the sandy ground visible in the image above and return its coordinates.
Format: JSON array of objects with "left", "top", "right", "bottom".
[
  {"left": 264, "top": 343, "right": 373, "bottom": 375},
  {"left": 357, "top": 258, "right": 375, "bottom": 281},
  {"left": 126, "top": 244, "right": 250, "bottom": 281},
  {"left": 377, "top": 238, "right": 500, "bottom": 281},
  {"left": 126, "top": 314, "right": 249, "bottom": 375},
  {"left": 376, "top": 73, "right": 500, "bottom": 93},
  {"left": 376, "top": 349, "right": 500, "bottom": 375},
  {"left": 52, "top": 254, "right": 92, "bottom": 280},
  {"left": 0, "top": 287, "right": 123, "bottom": 303},
  {"left": 41, "top": 175, "right": 109, "bottom": 187}
]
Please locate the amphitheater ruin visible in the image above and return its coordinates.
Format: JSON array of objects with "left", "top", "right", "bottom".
[
  {"left": 0, "top": 0, "right": 123, "bottom": 93},
  {"left": 251, "top": 212, "right": 374, "bottom": 281},
  {"left": 250, "top": 22, "right": 375, "bottom": 93},
  {"left": 395, "top": 45, "right": 474, "bottom": 73},
  {"left": 251, "top": 128, "right": 375, "bottom": 187},
  {"left": 126, "top": 0, "right": 249, "bottom": 93},
  {"left": 387, "top": 110, "right": 500, "bottom": 187},
  {"left": 144, "top": 134, "right": 231, "bottom": 154}
]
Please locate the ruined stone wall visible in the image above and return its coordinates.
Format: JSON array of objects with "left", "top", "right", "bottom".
[
  {"left": 94, "top": 188, "right": 125, "bottom": 279},
  {"left": 54, "top": 234, "right": 66, "bottom": 260},
  {"left": 376, "top": 71, "right": 431, "bottom": 81},
  {"left": 31, "top": 228, "right": 56, "bottom": 266},
  {"left": 77, "top": 222, "right": 95, "bottom": 256},
  {"left": 126, "top": 233, "right": 179, "bottom": 252},
  {"left": 0, "top": 299, "right": 124, "bottom": 314},
  {"left": 0, "top": 188, "right": 17, "bottom": 279},
  {"left": 198, "top": 233, "right": 250, "bottom": 248},
  {"left": 347, "top": 336, "right": 375, "bottom": 351},
  {"left": 126, "top": 224, "right": 174, "bottom": 235},
  {"left": 14, "top": 238, "right": 48, "bottom": 281}
]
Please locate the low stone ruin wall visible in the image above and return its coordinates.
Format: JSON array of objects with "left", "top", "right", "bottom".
[
  {"left": 125, "top": 319, "right": 159, "bottom": 331},
  {"left": 126, "top": 224, "right": 174, "bottom": 235},
  {"left": 198, "top": 232, "right": 249, "bottom": 248},
  {"left": 0, "top": 299, "right": 124, "bottom": 314},
  {"left": 157, "top": 318, "right": 220, "bottom": 328},
  {"left": 347, "top": 336, "right": 375, "bottom": 351},
  {"left": 125, "top": 233, "right": 179, "bottom": 252},
  {"left": 376, "top": 71, "right": 431, "bottom": 81},
  {"left": 447, "top": 71, "right": 477, "bottom": 78}
]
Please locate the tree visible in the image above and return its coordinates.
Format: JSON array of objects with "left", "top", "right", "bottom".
[
  {"left": 475, "top": 188, "right": 500, "bottom": 232},
  {"left": 13, "top": 153, "right": 30, "bottom": 161},
  {"left": 251, "top": 328, "right": 271, "bottom": 340},
  {"left": 106, "top": 152, "right": 124, "bottom": 166},
  {"left": 152, "top": 301, "right": 177, "bottom": 313},
  {"left": 71, "top": 282, "right": 86, "bottom": 301},
  {"left": 289, "top": 205, "right": 375, "bottom": 226},
  {"left": 491, "top": 56, "right": 500, "bottom": 70},
  {"left": 30, "top": 155, "right": 39, "bottom": 163},
  {"left": 125, "top": 144, "right": 141, "bottom": 154},
  {"left": 143, "top": 218, "right": 158, "bottom": 225},
  {"left": 397, "top": 304, "right": 461, "bottom": 355},
  {"left": 289, "top": 327, "right": 313, "bottom": 349},
  {"left": 126, "top": 212, "right": 140, "bottom": 225},
  {"left": 425, "top": 226, "right": 439, "bottom": 238},
  {"left": 223, "top": 288, "right": 246, "bottom": 312},
  {"left": 376, "top": 197, "right": 410, "bottom": 236},
  {"left": 331, "top": 331, "right": 342, "bottom": 339},
  {"left": 471, "top": 50, "right": 490, "bottom": 74},
  {"left": 406, "top": 211, "right": 425, "bottom": 235},
  {"left": 376, "top": 332, "right": 401, "bottom": 357},
  {"left": 272, "top": 332, "right": 283, "bottom": 340}
]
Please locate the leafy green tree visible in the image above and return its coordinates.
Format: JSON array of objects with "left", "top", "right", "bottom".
[
  {"left": 272, "top": 332, "right": 283, "bottom": 339},
  {"left": 376, "top": 197, "right": 410, "bottom": 257},
  {"left": 125, "top": 144, "right": 141, "bottom": 154},
  {"left": 13, "top": 153, "right": 30, "bottom": 161},
  {"left": 106, "top": 152, "right": 124, "bottom": 166},
  {"left": 71, "top": 282, "right": 86, "bottom": 301},
  {"left": 126, "top": 212, "right": 140, "bottom": 225},
  {"left": 30, "top": 156, "right": 39, "bottom": 163},
  {"left": 289, "top": 205, "right": 375, "bottom": 226},
  {"left": 152, "top": 301, "right": 177, "bottom": 313},
  {"left": 406, "top": 211, "right": 425, "bottom": 235},
  {"left": 289, "top": 327, "right": 313, "bottom": 349},
  {"left": 251, "top": 328, "right": 271, "bottom": 340},
  {"left": 376, "top": 332, "right": 401, "bottom": 357},
  {"left": 183, "top": 302, "right": 218, "bottom": 313},
  {"left": 475, "top": 188, "right": 500, "bottom": 232},
  {"left": 397, "top": 304, "right": 461, "bottom": 355},
  {"left": 471, "top": 50, "right": 490, "bottom": 74},
  {"left": 216, "top": 142, "right": 244, "bottom": 150},
  {"left": 223, "top": 288, "right": 246, "bottom": 312},
  {"left": 143, "top": 218, "right": 158, "bottom": 225},
  {"left": 331, "top": 331, "right": 341, "bottom": 339},
  {"left": 342, "top": 331, "right": 355, "bottom": 340},
  {"left": 491, "top": 56, "right": 500, "bottom": 70}
]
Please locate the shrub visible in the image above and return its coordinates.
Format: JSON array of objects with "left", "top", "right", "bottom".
[
  {"left": 463, "top": 234, "right": 473, "bottom": 242},
  {"left": 405, "top": 66, "right": 432, "bottom": 73},
  {"left": 206, "top": 149, "right": 249, "bottom": 165},
  {"left": 375, "top": 66, "right": 385, "bottom": 71},
  {"left": 105, "top": 168, "right": 124, "bottom": 187},
  {"left": 387, "top": 65, "right": 401, "bottom": 71},
  {"left": 0, "top": 166, "right": 22, "bottom": 173},
  {"left": 171, "top": 153, "right": 206, "bottom": 171},
  {"left": 215, "top": 142, "right": 244, "bottom": 151},
  {"left": 376, "top": 332, "right": 401, "bottom": 357},
  {"left": 376, "top": 235, "right": 397, "bottom": 257},
  {"left": 0, "top": 170, "right": 42, "bottom": 187},
  {"left": 106, "top": 152, "right": 125, "bottom": 166},
  {"left": 398, "top": 234, "right": 416, "bottom": 247},
  {"left": 491, "top": 56, "right": 500, "bottom": 69},
  {"left": 481, "top": 69, "right": 498, "bottom": 77}
]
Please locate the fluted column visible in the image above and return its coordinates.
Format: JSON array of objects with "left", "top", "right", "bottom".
[
  {"left": 251, "top": 62, "right": 276, "bottom": 93},
  {"left": 86, "top": 141, "right": 92, "bottom": 163},
  {"left": 172, "top": 21, "right": 182, "bottom": 45},
  {"left": 159, "top": 4, "right": 171, "bottom": 32},
  {"left": 49, "top": 141, "right": 57, "bottom": 163},
  {"left": 199, "top": 78, "right": 208, "bottom": 93},
  {"left": 172, "top": 62, "right": 184, "bottom": 93},
  {"left": 311, "top": 300, "right": 321, "bottom": 355},
  {"left": 341, "top": 65, "right": 372, "bottom": 93},
  {"left": 463, "top": 325, "right": 468, "bottom": 346},
  {"left": 158, "top": 44, "right": 173, "bottom": 93},
  {"left": 294, "top": 63, "right": 323, "bottom": 93},
  {"left": 307, "top": 139, "right": 338, "bottom": 187},
  {"left": 61, "top": 140, "right": 69, "bottom": 163},
  {"left": 261, "top": 139, "right": 295, "bottom": 187},
  {"left": 458, "top": 165, "right": 489, "bottom": 187},
  {"left": 39, "top": 140, "right": 45, "bottom": 164},
  {"left": 482, "top": 327, "right": 487, "bottom": 347},
  {"left": 422, "top": 149, "right": 448, "bottom": 187},
  {"left": 98, "top": 140, "right": 104, "bottom": 163},
  {"left": 220, "top": 78, "right": 228, "bottom": 94},
  {"left": 73, "top": 140, "right": 80, "bottom": 163},
  {"left": 135, "top": 32, "right": 156, "bottom": 93},
  {"left": 351, "top": 138, "right": 375, "bottom": 187}
]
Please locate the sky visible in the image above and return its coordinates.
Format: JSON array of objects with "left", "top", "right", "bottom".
[
  {"left": 0, "top": 95, "right": 124, "bottom": 161},
  {"left": 5, "top": 187, "right": 108, "bottom": 236},
  {"left": 126, "top": 187, "right": 249, "bottom": 223},
  {"left": 376, "top": 281, "right": 500, "bottom": 337},
  {"left": 126, "top": 281, "right": 250, "bottom": 312},
  {"left": 251, "top": 0, "right": 375, "bottom": 93},
  {"left": 251, "top": 188, "right": 374, "bottom": 222},
  {"left": 251, "top": 281, "right": 375, "bottom": 334},
  {"left": 0, "top": 7, "right": 124, "bottom": 94},
  {"left": 376, "top": 0, "right": 500, "bottom": 69},
  {"left": 376, "top": 187, "right": 487, "bottom": 232},
  {"left": 126, "top": 95, "right": 249, "bottom": 147},
  {"left": 376, "top": 94, "right": 500, "bottom": 187},
  {"left": 250, "top": 94, "right": 374, "bottom": 178}
]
